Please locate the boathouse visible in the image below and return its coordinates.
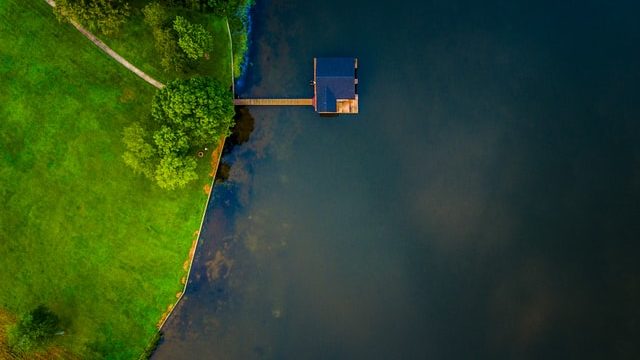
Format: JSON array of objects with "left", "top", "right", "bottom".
[
  {"left": 313, "top": 57, "right": 358, "bottom": 114},
  {"left": 233, "top": 57, "right": 358, "bottom": 115}
]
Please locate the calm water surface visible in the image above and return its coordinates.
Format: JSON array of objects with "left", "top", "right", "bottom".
[{"left": 154, "top": 0, "right": 640, "bottom": 358}]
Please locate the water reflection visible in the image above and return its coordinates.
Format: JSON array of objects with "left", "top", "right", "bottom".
[
  {"left": 215, "top": 106, "right": 255, "bottom": 183},
  {"left": 229, "top": 106, "right": 256, "bottom": 147}
]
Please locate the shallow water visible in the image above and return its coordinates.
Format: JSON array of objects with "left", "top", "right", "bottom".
[{"left": 154, "top": 0, "right": 640, "bottom": 358}]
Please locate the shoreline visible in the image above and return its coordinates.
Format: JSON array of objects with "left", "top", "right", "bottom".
[
  {"left": 152, "top": 0, "right": 255, "bottom": 353},
  {"left": 155, "top": 135, "right": 226, "bottom": 331},
  {"left": 233, "top": 1, "right": 254, "bottom": 91}
]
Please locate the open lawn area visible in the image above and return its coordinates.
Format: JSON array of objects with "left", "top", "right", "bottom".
[{"left": 0, "top": 1, "right": 216, "bottom": 358}]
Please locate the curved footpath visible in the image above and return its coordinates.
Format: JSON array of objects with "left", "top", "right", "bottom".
[{"left": 44, "top": 0, "right": 165, "bottom": 89}]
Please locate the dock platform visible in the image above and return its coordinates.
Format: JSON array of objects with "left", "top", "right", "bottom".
[
  {"left": 233, "top": 98, "right": 313, "bottom": 106},
  {"left": 232, "top": 57, "right": 357, "bottom": 115}
]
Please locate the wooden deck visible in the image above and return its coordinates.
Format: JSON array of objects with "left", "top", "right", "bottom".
[
  {"left": 336, "top": 97, "right": 359, "bottom": 114},
  {"left": 233, "top": 98, "right": 314, "bottom": 106}
]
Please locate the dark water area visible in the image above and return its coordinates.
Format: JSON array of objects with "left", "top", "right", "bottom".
[{"left": 154, "top": 0, "right": 640, "bottom": 358}]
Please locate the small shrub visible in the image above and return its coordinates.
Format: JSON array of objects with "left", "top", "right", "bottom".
[{"left": 8, "top": 305, "right": 60, "bottom": 354}]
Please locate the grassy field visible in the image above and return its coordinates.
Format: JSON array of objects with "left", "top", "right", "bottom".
[{"left": 0, "top": 1, "right": 218, "bottom": 358}]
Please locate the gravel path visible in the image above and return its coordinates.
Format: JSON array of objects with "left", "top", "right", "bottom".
[{"left": 45, "top": 0, "right": 165, "bottom": 89}]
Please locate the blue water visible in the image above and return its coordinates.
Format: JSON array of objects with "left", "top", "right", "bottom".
[{"left": 154, "top": 0, "right": 640, "bottom": 358}]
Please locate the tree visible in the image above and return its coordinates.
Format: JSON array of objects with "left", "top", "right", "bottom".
[
  {"left": 153, "top": 126, "right": 190, "bottom": 156},
  {"left": 142, "top": 4, "right": 187, "bottom": 72},
  {"left": 122, "top": 77, "right": 234, "bottom": 190},
  {"left": 154, "top": 154, "right": 198, "bottom": 190},
  {"left": 54, "top": 0, "right": 130, "bottom": 36},
  {"left": 151, "top": 76, "right": 235, "bottom": 147},
  {"left": 142, "top": 1, "right": 167, "bottom": 28},
  {"left": 122, "top": 122, "right": 156, "bottom": 178},
  {"left": 154, "top": 28, "right": 188, "bottom": 72},
  {"left": 185, "top": 0, "right": 202, "bottom": 10},
  {"left": 206, "top": 0, "right": 237, "bottom": 16},
  {"left": 186, "top": 0, "right": 249, "bottom": 16},
  {"left": 8, "top": 305, "right": 60, "bottom": 353},
  {"left": 173, "top": 16, "right": 213, "bottom": 60}
]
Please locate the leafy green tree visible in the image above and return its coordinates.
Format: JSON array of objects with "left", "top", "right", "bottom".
[
  {"left": 185, "top": 0, "right": 202, "bottom": 10},
  {"left": 154, "top": 28, "right": 188, "bottom": 72},
  {"left": 151, "top": 76, "right": 235, "bottom": 147},
  {"left": 142, "top": 5, "right": 187, "bottom": 73},
  {"left": 173, "top": 16, "right": 213, "bottom": 60},
  {"left": 8, "top": 305, "right": 60, "bottom": 353},
  {"left": 155, "top": 154, "right": 198, "bottom": 190},
  {"left": 142, "top": 1, "right": 168, "bottom": 28},
  {"left": 206, "top": 0, "right": 236, "bottom": 16},
  {"left": 153, "top": 126, "right": 190, "bottom": 156},
  {"left": 122, "top": 122, "right": 156, "bottom": 178},
  {"left": 55, "top": 0, "right": 130, "bottom": 36},
  {"left": 185, "top": 0, "right": 250, "bottom": 15},
  {"left": 123, "top": 77, "right": 233, "bottom": 190}
]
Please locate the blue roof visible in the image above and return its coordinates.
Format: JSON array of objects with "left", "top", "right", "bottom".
[
  {"left": 316, "top": 57, "right": 355, "bottom": 77},
  {"left": 316, "top": 58, "right": 356, "bottom": 112}
]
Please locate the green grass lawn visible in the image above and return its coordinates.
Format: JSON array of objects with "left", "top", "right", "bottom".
[{"left": 0, "top": 1, "right": 215, "bottom": 358}]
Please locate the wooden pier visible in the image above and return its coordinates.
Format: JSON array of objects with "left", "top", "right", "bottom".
[
  {"left": 233, "top": 98, "right": 313, "bottom": 106},
  {"left": 233, "top": 57, "right": 358, "bottom": 115}
]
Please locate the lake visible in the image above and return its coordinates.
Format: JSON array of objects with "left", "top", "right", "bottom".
[{"left": 154, "top": 0, "right": 640, "bottom": 358}]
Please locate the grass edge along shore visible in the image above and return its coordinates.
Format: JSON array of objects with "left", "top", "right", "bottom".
[{"left": 0, "top": 0, "right": 251, "bottom": 358}]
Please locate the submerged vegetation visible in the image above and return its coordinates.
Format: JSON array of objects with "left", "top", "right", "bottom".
[{"left": 0, "top": 0, "right": 251, "bottom": 358}]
